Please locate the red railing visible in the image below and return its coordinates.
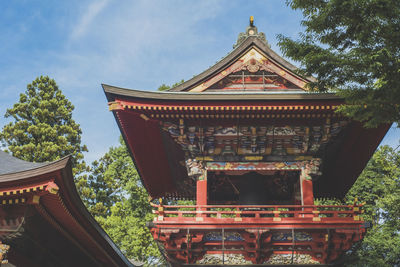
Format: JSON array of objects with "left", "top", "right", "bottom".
[{"left": 151, "top": 203, "right": 364, "bottom": 223}]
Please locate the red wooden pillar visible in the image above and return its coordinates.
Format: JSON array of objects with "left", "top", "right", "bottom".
[
  {"left": 196, "top": 180, "right": 207, "bottom": 205},
  {"left": 300, "top": 167, "right": 314, "bottom": 218},
  {"left": 196, "top": 171, "right": 207, "bottom": 221},
  {"left": 196, "top": 171, "right": 207, "bottom": 206},
  {"left": 301, "top": 178, "right": 314, "bottom": 205},
  {"left": 300, "top": 164, "right": 314, "bottom": 205}
]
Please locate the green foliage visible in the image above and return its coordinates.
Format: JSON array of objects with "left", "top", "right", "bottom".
[
  {"left": 314, "top": 198, "right": 343, "bottom": 206},
  {"left": 279, "top": 0, "right": 400, "bottom": 127},
  {"left": 343, "top": 146, "right": 400, "bottom": 266},
  {"left": 157, "top": 79, "right": 185, "bottom": 91},
  {"left": 0, "top": 76, "right": 88, "bottom": 175},
  {"left": 85, "top": 137, "right": 161, "bottom": 264},
  {"left": 349, "top": 224, "right": 400, "bottom": 267},
  {"left": 346, "top": 146, "right": 400, "bottom": 223},
  {"left": 95, "top": 202, "right": 161, "bottom": 265},
  {"left": 314, "top": 147, "right": 400, "bottom": 265}
]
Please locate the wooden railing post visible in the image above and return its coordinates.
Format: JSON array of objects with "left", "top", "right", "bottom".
[
  {"left": 158, "top": 198, "right": 164, "bottom": 221},
  {"left": 273, "top": 206, "right": 281, "bottom": 222},
  {"left": 234, "top": 207, "right": 242, "bottom": 222}
]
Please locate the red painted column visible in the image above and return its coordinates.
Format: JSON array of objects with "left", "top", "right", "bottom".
[
  {"left": 301, "top": 178, "right": 314, "bottom": 205},
  {"left": 300, "top": 167, "right": 314, "bottom": 218},
  {"left": 196, "top": 171, "right": 207, "bottom": 220},
  {"left": 196, "top": 180, "right": 208, "bottom": 206}
]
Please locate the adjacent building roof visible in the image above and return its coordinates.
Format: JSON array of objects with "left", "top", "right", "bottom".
[
  {"left": 0, "top": 151, "right": 45, "bottom": 175},
  {"left": 0, "top": 151, "right": 133, "bottom": 267}
]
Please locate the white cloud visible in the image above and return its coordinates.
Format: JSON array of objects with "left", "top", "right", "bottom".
[
  {"left": 58, "top": 1, "right": 226, "bottom": 91},
  {"left": 70, "top": 0, "right": 110, "bottom": 40},
  {"left": 4, "top": 0, "right": 334, "bottom": 162},
  {"left": 49, "top": 1, "right": 227, "bottom": 161}
]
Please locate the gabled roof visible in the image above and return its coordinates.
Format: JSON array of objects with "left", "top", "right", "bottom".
[{"left": 169, "top": 25, "right": 315, "bottom": 92}]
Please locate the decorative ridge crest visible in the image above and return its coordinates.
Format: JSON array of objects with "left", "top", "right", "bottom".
[{"left": 234, "top": 16, "right": 269, "bottom": 48}]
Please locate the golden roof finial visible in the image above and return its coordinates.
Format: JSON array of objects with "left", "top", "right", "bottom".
[{"left": 234, "top": 16, "right": 268, "bottom": 48}]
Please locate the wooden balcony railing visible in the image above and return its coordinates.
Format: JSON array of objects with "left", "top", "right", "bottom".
[{"left": 151, "top": 203, "right": 364, "bottom": 224}]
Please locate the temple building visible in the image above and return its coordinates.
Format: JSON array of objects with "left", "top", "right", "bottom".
[
  {"left": 0, "top": 151, "right": 133, "bottom": 266},
  {"left": 104, "top": 18, "right": 389, "bottom": 266}
]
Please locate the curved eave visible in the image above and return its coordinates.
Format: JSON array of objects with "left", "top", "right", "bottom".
[
  {"left": 0, "top": 156, "right": 133, "bottom": 267},
  {"left": 0, "top": 156, "right": 70, "bottom": 183},
  {"left": 103, "top": 84, "right": 342, "bottom": 102},
  {"left": 167, "top": 36, "right": 316, "bottom": 92},
  {"left": 58, "top": 158, "right": 134, "bottom": 267},
  {"left": 103, "top": 84, "right": 390, "bottom": 199}
]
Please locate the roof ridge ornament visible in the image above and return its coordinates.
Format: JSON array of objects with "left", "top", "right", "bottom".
[{"left": 234, "top": 16, "right": 269, "bottom": 48}]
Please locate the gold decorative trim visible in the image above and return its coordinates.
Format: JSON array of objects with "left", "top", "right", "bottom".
[
  {"left": 108, "top": 101, "right": 123, "bottom": 111},
  {"left": 32, "top": 195, "right": 40, "bottom": 204},
  {"left": 0, "top": 198, "right": 25, "bottom": 205}
]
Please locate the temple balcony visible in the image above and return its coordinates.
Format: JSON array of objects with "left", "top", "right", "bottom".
[{"left": 149, "top": 203, "right": 366, "bottom": 266}]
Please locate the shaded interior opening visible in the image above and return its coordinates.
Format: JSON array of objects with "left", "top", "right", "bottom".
[{"left": 208, "top": 170, "right": 301, "bottom": 205}]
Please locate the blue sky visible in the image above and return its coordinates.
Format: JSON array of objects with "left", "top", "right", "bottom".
[{"left": 1, "top": 0, "right": 399, "bottom": 163}]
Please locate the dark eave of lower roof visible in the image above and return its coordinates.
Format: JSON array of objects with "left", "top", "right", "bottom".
[
  {"left": 0, "top": 155, "right": 70, "bottom": 183},
  {"left": 0, "top": 154, "right": 134, "bottom": 267},
  {"left": 0, "top": 151, "right": 46, "bottom": 175},
  {"left": 102, "top": 84, "right": 342, "bottom": 102},
  {"left": 59, "top": 159, "right": 134, "bottom": 267}
]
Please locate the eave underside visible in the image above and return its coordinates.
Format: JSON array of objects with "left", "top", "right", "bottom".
[{"left": 109, "top": 96, "right": 389, "bottom": 199}]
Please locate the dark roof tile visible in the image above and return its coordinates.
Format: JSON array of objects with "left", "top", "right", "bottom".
[{"left": 0, "top": 150, "right": 46, "bottom": 175}]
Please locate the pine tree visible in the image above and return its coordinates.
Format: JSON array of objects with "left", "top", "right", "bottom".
[
  {"left": 157, "top": 79, "right": 184, "bottom": 91},
  {"left": 0, "top": 76, "right": 88, "bottom": 175}
]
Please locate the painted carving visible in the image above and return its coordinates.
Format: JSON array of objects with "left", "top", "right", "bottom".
[
  {"left": 203, "top": 232, "right": 244, "bottom": 242},
  {"left": 207, "top": 161, "right": 304, "bottom": 171},
  {"left": 186, "top": 159, "right": 204, "bottom": 176},
  {"left": 162, "top": 121, "right": 347, "bottom": 162},
  {"left": 302, "top": 159, "right": 322, "bottom": 181},
  {"left": 0, "top": 242, "right": 9, "bottom": 264},
  {"left": 271, "top": 232, "right": 313, "bottom": 242},
  {"left": 265, "top": 254, "right": 319, "bottom": 265},
  {"left": 197, "top": 254, "right": 252, "bottom": 265},
  {"left": 186, "top": 159, "right": 206, "bottom": 181}
]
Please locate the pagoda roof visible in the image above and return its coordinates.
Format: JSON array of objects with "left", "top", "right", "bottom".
[
  {"left": 103, "top": 84, "right": 341, "bottom": 102},
  {"left": 168, "top": 35, "right": 315, "bottom": 92},
  {"left": 102, "top": 20, "right": 390, "bottom": 200},
  {"left": 0, "top": 151, "right": 133, "bottom": 267},
  {"left": 105, "top": 20, "right": 317, "bottom": 96}
]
